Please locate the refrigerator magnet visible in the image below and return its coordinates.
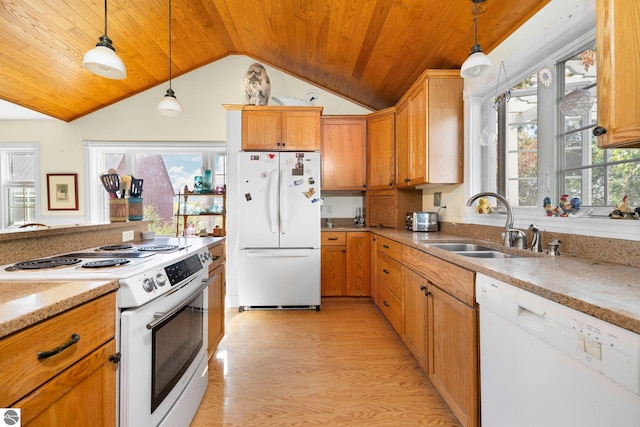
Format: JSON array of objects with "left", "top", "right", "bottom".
[
  {"left": 244, "top": 193, "right": 252, "bottom": 201},
  {"left": 260, "top": 171, "right": 269, "bottom": 179},
  {"left": 303, "top": 187, "right": 315, "bottom": 198},
  {"left": 250, "top": 154, "right": 260, "bottom": 161},
  {"left": 293, "top": 178, "right": 304, "bottom": 186},
  {"left": 308, "top": 177, "right": 315, "bottom": 185}
]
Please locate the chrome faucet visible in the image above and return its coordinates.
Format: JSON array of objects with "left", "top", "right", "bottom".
[
  {"left": 506, "top": 228, "right": 527, "bottom": 250},
  {"left": 529, "top": 224, "right": 542, "bottom": 252},
  {"left": 466, "top": 192, "right": 514, "bottom": 247}
]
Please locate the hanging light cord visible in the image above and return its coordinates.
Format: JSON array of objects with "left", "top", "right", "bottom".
[
  {"left": 473, "top": 0, "right": 479, "bottom": 47},
  {"left": 103, "top": 0, "right": 108, "bottom": 36},
  {"left": 168, "top": 0, "right": 173, "bottom": 91}
]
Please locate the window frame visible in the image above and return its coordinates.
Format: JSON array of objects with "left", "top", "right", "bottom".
[
  {"left": 85, "top": 141, "right": 226, "bottom": 224},
  {"left": 466, "top": 20, "right": 640, "bottom": 241},
  {"left": 0, "top": 143, "right": 40, "bottom": 228}
]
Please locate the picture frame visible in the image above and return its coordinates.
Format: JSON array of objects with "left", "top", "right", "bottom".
[{"left": 47, "top": 173, "right": 79, "bottom": 211}]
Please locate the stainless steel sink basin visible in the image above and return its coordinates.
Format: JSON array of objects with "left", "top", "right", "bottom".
[
  {"left": 457, "top": 251, "right": 520, "bottom": 259},
  {"left": 426, "top": 243, "right": 496, "bottom": 252},
  {"left": 424, "top": 242, "right": 521, "bottom": 259}
]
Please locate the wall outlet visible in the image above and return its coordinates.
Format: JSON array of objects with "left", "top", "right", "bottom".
[
  {"left": 325, "top": 205, "right": 333, "bottom": 215},
  {"left": 122, "top": 230, "right": 134, "bottom": 242}
]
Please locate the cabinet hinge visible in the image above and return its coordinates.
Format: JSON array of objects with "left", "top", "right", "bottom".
[{"left": 109, "top": 352, "right": 121, "bottom": 364}]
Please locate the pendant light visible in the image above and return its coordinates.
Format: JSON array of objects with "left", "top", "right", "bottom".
[
  {"left": 460, "top": 0, "right": 492, "bottom": 79},
  {"left": 157, "top": 0, "right": 183, "bottom": 117},
  {"left": 82, "top": 0, "right": 127, "bottom": 80}
]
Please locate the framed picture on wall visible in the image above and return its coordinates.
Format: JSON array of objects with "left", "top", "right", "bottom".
[{"left": 47, "top": 173, "right": 79, "bottom": 211}]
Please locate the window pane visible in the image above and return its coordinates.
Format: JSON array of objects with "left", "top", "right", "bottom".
[
  {"left": 7, "top": 187, "right": 36, "bottom": 225},
  {"left": 505, "top": 74, "right": 538, "bottom": 207},
  {"left": 607, "top": 162, "right": 640, "bottom": 206},
  {"left": 9, "top": 153, "right": 34, "bottom": 182}
]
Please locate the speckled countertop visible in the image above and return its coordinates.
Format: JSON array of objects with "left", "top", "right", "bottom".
[
  {"left": 367, "top": 229, "right": 640, "bottom": 334},
  {"left": 0, "top": 280, "right": 118, "bottom": 338}
]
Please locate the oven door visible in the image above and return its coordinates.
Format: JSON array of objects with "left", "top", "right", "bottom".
[{"left": 119, "top": 273, "right": 209, "bottom": 427}]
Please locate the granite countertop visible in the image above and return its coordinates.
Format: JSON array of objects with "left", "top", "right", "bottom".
[
  {"left": 0, "top": 280, "right": 118, "bottom": 339},
  {"left": 373, "top": 229, "right": 640, "bottom": 334}
]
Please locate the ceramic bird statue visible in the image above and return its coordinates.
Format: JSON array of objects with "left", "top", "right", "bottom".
[{"left": 243, "top": 63, "right": 271, "bottom": 106}]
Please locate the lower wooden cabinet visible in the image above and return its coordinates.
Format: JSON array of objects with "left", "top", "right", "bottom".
[
  {"left": 321, "top": 231, "right": 370, "bottom": 297},
  {"left": 0, "top": 293, "right": 117, "bottom": 426},
  {"left": 208, "top": 242, "right": 226, "bottom": 357},
  {"left": 428, "top": 284, "right": 478, "bottom": 427},
  {"left": 403, "top": 267, "right": 429, "bottom": 372}
]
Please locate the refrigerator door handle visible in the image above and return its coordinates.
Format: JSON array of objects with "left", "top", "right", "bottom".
[
  {"left": 268, "top": 170, "right": 278, "bottom": 234},
  {"left": 279, "top": 169, "right": 287, "bottom": 234}
]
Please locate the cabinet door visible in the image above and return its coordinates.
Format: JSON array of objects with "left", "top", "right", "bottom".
[
  {"left": 367, "top": 109, "right": 395, "bottom": 190},
  {"left": 208, "top": 264, "right": 225, "bottom": 356},
  {"left": 321, "top": 245, "right": 346, "bottom": 296},
  {"left": 242, "top": 110, "right": 282, "bottom": 150},
  {"left": 17, "top": 340, "right": 117, "bottom": 427},
  {"left": 395, "top": 100, "right": 410, "bottom": 187},
  {"left": 370, "top": 234, "right": 379, "bottom": 303},
  {"left": 408, "top": 83, "right": 427, "bottom": 186},
  {"left": 596, "top": 0, "right": 640, "bottom": 148},
  {"left": 346, "top": 231, "right": 370, "bottom": 296},
  {"left": 281, "top": 110, "right": 321, "bottom": 150},
  {"left": 403, "top": 267, "right": 428, "bottom": 372},
  {"left": 321, "top": 117, "right": 367, "bottom": 190},
  {"left": 429, "top": 284, "right": 478, "bottom": 427}
]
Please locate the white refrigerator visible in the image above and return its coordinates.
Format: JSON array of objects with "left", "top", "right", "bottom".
[{"left": 237, "top": 151, "right": 321, "bottom": 310}]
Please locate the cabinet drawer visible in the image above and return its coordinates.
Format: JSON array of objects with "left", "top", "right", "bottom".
[
  {"left": 402, "top": 246, "right": 475, "bottom": 306},
  {"left": 322, "top": 231, "right": 346, "bottom": 245},
  {"left": 0, "top": 292, "right": 116, "bottom": 406},
  {"left": 377, "top": 236, "right": 402, "bottom": 261},
  {"left": 209, "top": 243, "right": 225, "bottom": 275},
  {"left": 377, "top": 253, "right": 403, "bottom": 300},
  {"left": 377, "top": 282, "right": 404, "bottom": 335}
]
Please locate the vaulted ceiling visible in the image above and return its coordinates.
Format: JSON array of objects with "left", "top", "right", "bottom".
[{"left": 0, "top": 0, "right": 549, "bottom": 122}]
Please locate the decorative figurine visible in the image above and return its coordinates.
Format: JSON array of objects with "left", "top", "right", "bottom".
[
  {"left": 609, "top": 195, "right": 637, "bottom": 219},
  {"left": 243, "top": 63, "right": 271, "bottom": 106},
  {"left": 477, "top": 197, "right": 491, "bottom": 214},
  {"left": 543, "top": 196, "right": 554, "bottom": 216}
]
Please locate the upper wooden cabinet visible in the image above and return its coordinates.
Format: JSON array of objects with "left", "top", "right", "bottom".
[
  {"left": 321, "top": 116, "right": 367, "bottom": 191},
  {"left": 367, "top": 108, "right": 396, "bottom": 190},
  {"left": 595, "top": 0, "right": 640, "bottom": 148},
  {"left": 395, "top": 70, "right": 463, "bottom": 187},
  {"left": 242, "top": 106, "right": 323, "bottom": 151}
]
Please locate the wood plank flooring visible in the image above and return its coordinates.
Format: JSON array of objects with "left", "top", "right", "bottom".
[{"left": 191, "top": 299, "right": 461, "bottom": 426}]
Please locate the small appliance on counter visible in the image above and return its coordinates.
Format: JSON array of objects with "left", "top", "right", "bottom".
[{"left": 405, "top": 211, "right": 439, "bottom": 232}]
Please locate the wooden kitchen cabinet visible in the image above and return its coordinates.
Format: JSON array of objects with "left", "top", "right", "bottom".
[
  {"left": 402, "top": 245, "right": 478, "bottom": 427},
  {"left": 595, "top": 0, "right": 640, "bottom": 148},
  {"left": 321, "top": 116, "right": 367, "bottom": 191},
  {"left": 242, "top": 106, "right": 323, "bottom": 151},
  {"left": 208, "top": 242, "right": 226, "bottom": 357},
  {"left": 366, "top": 188, "right": 421, "bottom": 229},
  {"left": 395, "top": 70, "right": 463, "bottom": 187},
  {"left": 403, "top": 267, "right": 429, "bottom": 372},
  {"left": 374, "top": 236, "right": 404, "bottom": 335},
  {"left": 321, "top": 231, "right": 370, "bottom": 297},
  {"left": 367, "top": 108, "right": 396, "bottom": 190},
  {"left": 0, "top": 293, "right": 117, "bottom": 426}
]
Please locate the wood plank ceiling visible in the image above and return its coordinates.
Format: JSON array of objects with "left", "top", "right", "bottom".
[{"left": 0, "top": 0, "right": 550, "bottom": 122}]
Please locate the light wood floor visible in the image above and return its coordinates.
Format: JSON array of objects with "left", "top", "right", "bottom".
[{"left": 191, "top": 299, "right": 461, "bottom": 426}]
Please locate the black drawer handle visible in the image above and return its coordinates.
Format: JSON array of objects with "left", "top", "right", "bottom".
[
  {"left": 593, "top": 126, "right": 607, "bottom": 136},
  {"left": 383, "top": 300, "right": 390, "bottom": 307},
  {"left": 382, "top": 245, "right": 390, "bottom": 249},
  {"left": 212, "top": 255, "right": 221, "bottom": 260},
  {"left": 382, "top": 269, "right": 389, "bottom": 274},
  {"left": 328, "top": 237, "right": 338, "bottom": 241},
  {"left": 38, "top": 333, "right": 80, "bottom": 360}
]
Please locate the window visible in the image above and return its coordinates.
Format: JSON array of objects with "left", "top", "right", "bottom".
[
  {"left": 1, "top": 145, "right": 38, "bottom": 228},
  {"left": 559, "top": 47, "right": 640, "bottom": 207},
  {"left": 86, "top": 142, "right": 226, "bottom": 235}
]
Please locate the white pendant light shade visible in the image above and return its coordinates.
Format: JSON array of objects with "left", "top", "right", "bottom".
[
  {"left": 157, "top": 89, "right": 183, "bottom": 117},
  {"left": 82, "top": 37, "right": 126, "bottom": 79},
  {"left": 460, "top": 0, "right": 492, "bottom": 79},
  {"left": 460, "top": 49, "right": 493, "bottom": 79}
]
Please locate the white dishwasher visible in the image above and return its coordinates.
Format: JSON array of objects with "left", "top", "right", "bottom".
[{"left": 476, "top": 273, "right": 640, "bottom": 427}]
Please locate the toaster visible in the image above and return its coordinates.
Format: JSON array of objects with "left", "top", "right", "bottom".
[{"left": 405, "top": 211, "right": 439, "bottom": 232}]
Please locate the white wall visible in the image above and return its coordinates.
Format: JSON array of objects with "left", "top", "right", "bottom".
[{"left": 0, "top": 55, "right": 370, "bottom": 224}]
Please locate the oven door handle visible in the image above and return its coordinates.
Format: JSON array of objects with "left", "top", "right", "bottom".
[{"left": 146, "top": 278, "right": 209, "bottom": 330}]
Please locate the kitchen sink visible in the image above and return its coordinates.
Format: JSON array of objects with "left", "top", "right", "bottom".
[
  {"left": 426, "top": 243, "right": 496, "bottom": 252},
  {"left": 457, "top": 251, "right": 520, "bottom": 259},
  {"left": 424, "top": 242, "right": 521, "bottom": 259}
]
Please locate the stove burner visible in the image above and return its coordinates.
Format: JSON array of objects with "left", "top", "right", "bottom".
[
  {"left": 97, "top": 244, "right": 133, "bottom": 251},
  {"left": 7, "top": 257, "right": 81, "bottom": 271},
  {"left": 81, "top": 259, "right": 131, "bottom": 268},
  {"left": 137, "top": 245, "right": 179, "bottom": 252}
]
